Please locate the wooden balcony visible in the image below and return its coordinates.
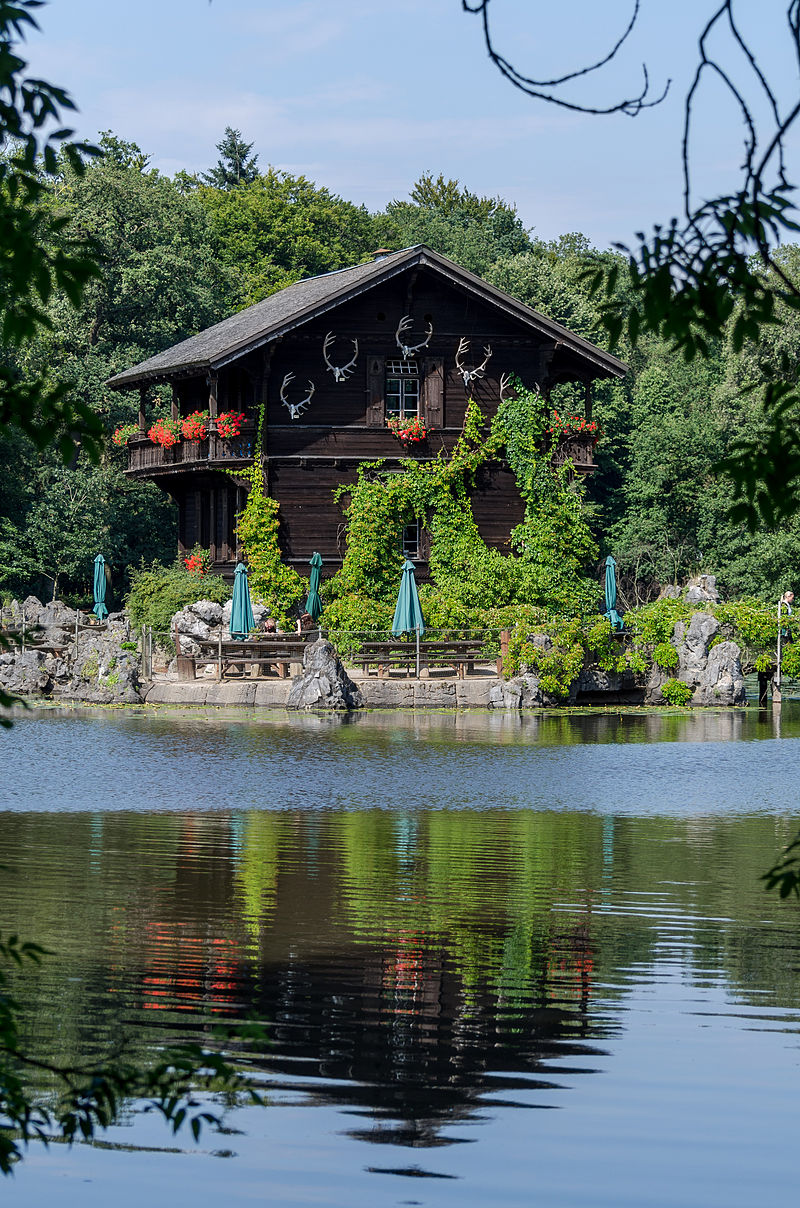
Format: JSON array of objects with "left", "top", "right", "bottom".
[
  {"left": 551, "top": 433, "right": 597, "bottom": 475},
  {"left": 124, "top": 427, "right": 256, "bottom": 480}
]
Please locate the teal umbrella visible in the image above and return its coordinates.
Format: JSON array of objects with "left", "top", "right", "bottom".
[
  {"left": 230, "top": 562, "right": 255, "bottom": 639},
  {"left": 392, "top": 559, "right": 425, "bottom": 637},
  {"left": 305, "top": 552, "right": 323, "bottom": 621},
  {"left": 92, "top": 554, "right": 109, "bottom": 621},
  {"left": 603, "top": 555, "right": 624, "bottom": 630}
]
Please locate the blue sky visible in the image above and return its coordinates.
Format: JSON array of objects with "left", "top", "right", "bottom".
[{"left": 24, "top": 1, "right": 800, "bottom": 250}]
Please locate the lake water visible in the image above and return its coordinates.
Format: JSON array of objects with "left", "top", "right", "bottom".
[{"left": 2, "top": 705, "right": 800, "bottom": 1207}]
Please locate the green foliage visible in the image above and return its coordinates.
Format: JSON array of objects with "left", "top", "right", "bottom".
[
  {"left": 503, "top": 616, "right": 585, "bottom": 699},
  {"left": 762, "top": 833, "right": 800, "bottom": 900},
  {"left": 653, "top": 641, "right": 678, "bottom": 670},
  {"left": 234, "top": 416, "right": 305, "bottom": 625},
  {"left": 198, "top": 167, "right": 378, "bottom": 307},
  {"left": 0, "top": 930, "right": 263, "bottom": 1174},
  {"left": 376, "top": 173, "right": 532, "bottom": 276},
  {"left": 660, "top": 678, "right": 694, "bottom": 707},
  {"left": 125, "top": 560, "right": 229, "bottom": 637},
  {"left": 0, "top": 1, "right": 102, "bottom": 461}
]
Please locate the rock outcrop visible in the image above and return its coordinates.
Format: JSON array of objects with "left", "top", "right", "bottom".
[
  {"left": 0, "top": 596, "right": 142, "bottom": 704},
  {"left": 645, "top": 612, "right": 746, "bottom": 706},
  {"left": 287, "top": 639, "right": 362, "bottom": 711},
  {"left": 171, "top": 598, "right": 271, "bottom": 660}
]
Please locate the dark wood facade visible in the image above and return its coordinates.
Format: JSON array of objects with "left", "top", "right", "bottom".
[{"left": 114, "top": 246, "right": 625, "bottom": 579}]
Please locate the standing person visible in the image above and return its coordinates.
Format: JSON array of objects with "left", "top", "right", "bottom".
[{"left": 780, "top": 589, "right": 794, "bottom": 640}]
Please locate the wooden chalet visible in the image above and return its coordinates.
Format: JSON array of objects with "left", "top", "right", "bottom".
[{"left": 109, "top": 245, "right": 625, "bottom": 579}]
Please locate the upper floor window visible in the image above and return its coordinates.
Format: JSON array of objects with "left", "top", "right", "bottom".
[{"left": 386, "top": 358, "right": 419, "bottom": 420}]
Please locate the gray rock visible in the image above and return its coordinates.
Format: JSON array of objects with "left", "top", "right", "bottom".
[
  {"left": 678, "top": 613, "right": 720, "bottom": 678},
  {"left": 660, "top": 585, "right": 681, "bottom": 600},
  {"left": 489, "top": 673, "right": 548, "bottom": 709},
  {"left": 645, "top": 611, "right": 744, "bottom": 706},
  {"left": 189, "top": 599, "right": 223, "bottom": 625},
  {"left": 287, "top": 639, "right": 362, "bottom": 711},
  {"left": 0, "top": 649, "right": 52, "bottom": 696},
  {"left": 172, "top": 608, "right": 212, "bottom": 642},
  {"left": 693, "top": 641, "right": 746, "bottom": 705},
  {"left": 685, "top": 574, "right": 720, "bottom": 604}
]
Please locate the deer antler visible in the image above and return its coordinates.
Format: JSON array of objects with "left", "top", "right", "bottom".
[
  {"left": 395, "top": 314, "right": 433, "bottom": 358},
  {"left": 499, "top": 372, "right": 513, "bottom": 401},
  {"left": 323, "top": 332, "right": 359, "bottom": 382},
  {"left": 280, "top": 372, "right": 315, "bottom": 420},
  {"left": 455, "top": 338, "right": 492, "bottom": 387}
]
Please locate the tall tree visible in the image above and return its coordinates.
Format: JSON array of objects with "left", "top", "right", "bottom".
[
  {"left": 376, "top": 173, "right": 532, "bottom": 276},
  {"left": 201, "top": 126, "right": 259, "bottom": 189}
]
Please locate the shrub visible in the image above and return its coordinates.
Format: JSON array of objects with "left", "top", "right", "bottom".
[
  {"left": 661, "top": 678, "right": 693, "bottom": 706},
  {"left": 126, "top": 560, "right": 230, "bottom": 637}
]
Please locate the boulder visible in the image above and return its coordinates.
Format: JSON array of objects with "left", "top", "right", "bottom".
[
  {"left": 489, "top": 673, "right": 548, "bottom": 709},
  {"left": 189, "top": 599, "right": 224, "bottom": 625},
  {"left": 0, "top": 649, "right": 52, "bottom": 696},
  {"left": 287, "top": 639, "right": 362, "bottom": 711},
  {"left": 693, "top": 640, "right": 746, "bottom": 706},
  {"left": 645, "top": 612, "right": 745, "bottom": 706},
  {"left": 685, "top": 574, "right": 720, "bottom": 604}
]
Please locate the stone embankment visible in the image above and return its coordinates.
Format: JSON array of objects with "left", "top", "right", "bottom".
[{"left": 2, "top": 592, "right": 748, "bottom": 713}]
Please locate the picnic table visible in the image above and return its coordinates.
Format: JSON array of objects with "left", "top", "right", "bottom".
[
  {"left": 177, "top": 633, "right": 311, "bottom": 681},
  {"left": 352, "top": 638, "right": 498, "bottom": 680}
]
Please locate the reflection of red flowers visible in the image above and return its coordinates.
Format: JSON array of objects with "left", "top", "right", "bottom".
[
  {"left": 181, "top": 410, "right": 209, "bottom": 441},
  {"left": 216, "top": 410, "right": 245, "bottom": 438},
  {"left": 147, "top": 417, "right": 181, "bottom": 448}
]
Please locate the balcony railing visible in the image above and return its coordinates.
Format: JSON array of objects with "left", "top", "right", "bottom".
[
  {"left": 125, "top": 427, "right": 256, "bottom": 476},
  {"left": 551, "top": 433, "right": 597, "bottom": 473}
]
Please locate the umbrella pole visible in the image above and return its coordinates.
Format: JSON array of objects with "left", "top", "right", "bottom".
[{"left": 416, "top": 624, "right": 420, "bottom": 679}]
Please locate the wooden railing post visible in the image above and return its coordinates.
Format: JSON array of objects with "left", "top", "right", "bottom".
[{"left": 498, "top": 629, "right": 509, "bottom": 675}]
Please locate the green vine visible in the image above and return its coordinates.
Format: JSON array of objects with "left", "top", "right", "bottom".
[{"left": 235, "top": 405, "right": 305, "bottom": 625}]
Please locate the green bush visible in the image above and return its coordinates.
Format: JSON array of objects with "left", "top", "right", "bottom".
[
  {"left": 126, "top": 560, "right": 230, "bottom": 637},
  {"left": 653, "top": 640, "right": 678, "bottom": 669},
  {"left": 661, "top": 678, "right": 693, "bottom": 706}
]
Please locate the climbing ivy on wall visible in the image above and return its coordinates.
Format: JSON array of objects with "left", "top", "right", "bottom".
[
  {"left": 235, "top": 406, "right": 305, "bottom": 624},
  {"left": 326, "top": 387, "right": 601, "bottom": 629}
]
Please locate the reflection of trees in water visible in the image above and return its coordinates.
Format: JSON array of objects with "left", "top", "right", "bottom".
[
  {"left": 4, "top": 801, "right": 800, "bottom": 1131},
  {"left": 246, "top": 938, "right": 612, "bottom": 1148}
]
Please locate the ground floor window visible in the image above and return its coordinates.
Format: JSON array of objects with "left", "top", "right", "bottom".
[{"left": 402, "top": 521, "right": 421, "bottom": 560}]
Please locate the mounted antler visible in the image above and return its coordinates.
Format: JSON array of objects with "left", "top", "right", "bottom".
[
  {"left": 280, "top": 372, "right": 315, "bottom": 421},
  {"left": 499, "top": 372, "right": 513, "bottom": 402},
  {"left": 323, "top": 332, "right": 359, "bottom": 382},
  {"left": 455, "top": 338, "right": 492, "bottom": 387},
  {"left": 395, "top": 314, "right": 433, "bottom": 358}
]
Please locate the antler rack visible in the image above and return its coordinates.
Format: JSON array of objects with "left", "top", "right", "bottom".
[
  {"left": 322, "top": 332, "right": 359, "bottom": 382},
  {"left": 280, "top": 372, "right": 315, "bottom": 420},
  {"left": 395, "top": 314, "right": 433, "bottom": 358}
]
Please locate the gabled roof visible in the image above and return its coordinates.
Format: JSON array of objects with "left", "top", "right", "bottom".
[{"left": 107, "top": 244, "right": 626, "bottom": 389}]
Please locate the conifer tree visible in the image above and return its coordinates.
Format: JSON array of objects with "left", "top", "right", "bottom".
[{"left": 202, "top": 126, "right": 259, "bottom": 189}]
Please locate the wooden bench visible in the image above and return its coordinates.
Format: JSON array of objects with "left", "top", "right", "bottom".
[
  {"left": 352, "top": 639, "right": 496, "bottom": 680},
  {"left": 179, "top": 635, "right": 310, "bottom": 681}
]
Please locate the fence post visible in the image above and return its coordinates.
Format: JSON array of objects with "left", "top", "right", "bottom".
[
  {"left": 498, "top": 629, "right": 509, "bottom": 676},
  {"left": 217, "top": 631, "right": 222, "bottom": 681},
  {"left": 21, "top": 615, "right": 25, "bottom": 655},
  {"left": 74, "top": 610, "right": 80, "bottom": 660}
]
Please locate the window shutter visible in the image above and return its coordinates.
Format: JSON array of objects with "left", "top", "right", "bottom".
[
  {"left": 423, "top": 357, "right": 444, "bottom": 428},
  {"left": 366, "top": 355, "right": 385, "bottom": 427}
]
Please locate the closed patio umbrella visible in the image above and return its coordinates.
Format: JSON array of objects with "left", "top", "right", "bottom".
[
  {"left": 392, "top": 558, "right": 425, "bottom": 676},
  {"left": 92, "top": 554, "right": 109, "bottom": 621},
  {"left": 392, "top": 559, "right": 425, "bottom": 638},
  {"left": 305, "top": 552, "right": 323, "bottom": 621},
  {"left": 603, "top": 555, "right": 624, "bottom": 630},
  {"left": 230, "top": 562, "right": 255, "bottom": 639}
]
